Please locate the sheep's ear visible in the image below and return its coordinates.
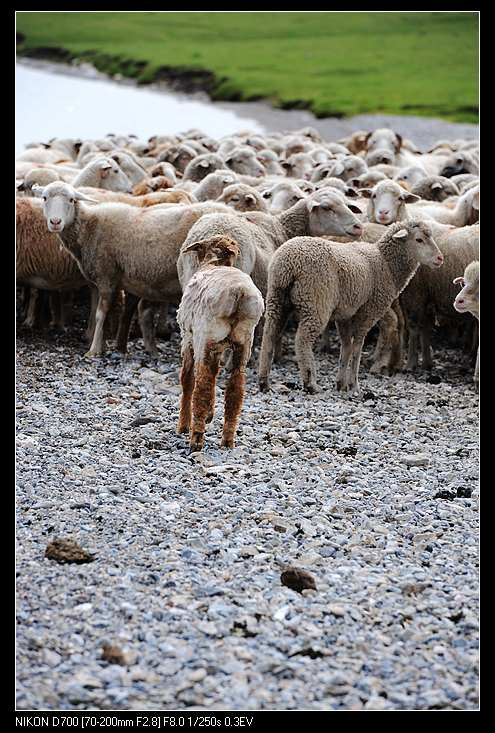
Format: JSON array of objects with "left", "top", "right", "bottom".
[
  {"left": 224, "top": 157, "right": 233, "bottom": 166},
  {"left": 453, "top": 277, "right": 465, "bottom": 286},
  {"left": 392, "top": 228, "right": 408, "bottom": 240},
  {"left": 31, "top": 184, "right": 45, "bottom": 197},
  {"left": 349, "top": 178, "right": 361, "bottom": 188},
  {"left": 348, "top": 204, "right": 363, "bottom": 214},
  {"left": 364, "top": 132, "right": 372, "bottom": 148},
  {"left": 307, "top": 200, "right": 321, "bottom": 211},
  {"left": 394, "top": 133, "right": 403, "bottom": 152},
  {"left": 16, "top": 181, "right": 26, "bottom": 192},
  {"left": 431, "top": 182, "right": 443, "bottom": 190},
  {"left": 346, "top": 187, "right": 358, "bottom": 198},
  {"left": 360, "top": 189, "right": 373, "bottom": 199},
  {"left": 199, "top": 160, "right": 210, "bottom": 168},
  {"left": 472, "top": 191, "right": 480, "bottom": 210},
  {"left": 183, "top": 240, "right": 205, "bottom": 254},
  {"left": 401, "top": 192, "right": 420, "bottom": 203},
  {"left": 74, "top": 190, "right": 99, "bottom": 203}
]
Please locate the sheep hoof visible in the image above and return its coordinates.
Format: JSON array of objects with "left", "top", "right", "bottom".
[
  {"left": 258, "top": 379, "right": 270, "bottom": 393},
  {"left": 176, "top": 423, "right": 189, "bottom": 435},
  {"left": 369, "top": 362, "right": 389, "bottom": 375},
  {"left": 190, "top": 433, "right": 204, "bottom": 452},
  {"left": 220, "top": 437, "right": 234, "bottom": 449},
  {"left": 84, "top": 350, "right": 100, "bottom": 359},
  {"left": 206, "top": 411, "right": 214, "bottom": 424}
]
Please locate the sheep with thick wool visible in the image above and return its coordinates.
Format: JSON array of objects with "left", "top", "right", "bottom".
[
  {"left": 258, "top": 219, "right": 443, "bottom": 395},
  {"left": 177, "top": 236, "right": 264, "bottom": 452},
  {"left": 453, "top": 260, "right": 479, "bottom": 385}
]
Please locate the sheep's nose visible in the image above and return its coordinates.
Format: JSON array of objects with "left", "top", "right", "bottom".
[
  {"left": 50, "top": 217, "right": 61, "bottom": 226},
  {"left": 353, "top": 223, "right": 362, "bottom": 233},
  {"left": 378, "top": 209, "right": 389, "bottom": 216},
  {"left": 436, "top": 255, "right": 444, "bottom": 265},
  {"left": 457, "top": 297, "right": 465, "bottom": 304}
]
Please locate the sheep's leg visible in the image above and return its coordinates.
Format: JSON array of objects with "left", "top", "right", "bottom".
[
  {"left": 221, "top": 342, "right": 249, "bottom": 449},
  {"left": 420, "top": 319, "right": 434, "bottom": 371},
  {"left": 346, "top": 335, "right": 367, "bottom": 395},
  {"left": 85, "top": 286, "right": 98, "bottom": 344},
  {"left": 258, "top": 302, "right": 288, "bottom": 392},
  {"left": 59, "top": 291, "right": 74, "bottom": 329},
  {"left": 318, "top": 322, "right": 333, "bottom": 354},
  {"left": 155, "top": 304, "right": 172, "bottom": 340},
  {"left": 370, "top": 308, "right": 397, "bottom": 375},
  {"left": 177, "top": 345, "right": 195, "bottom": 435},
  {"left": 190, "top": 347, "right": 221, "bottom": 452},
  {"left": 85, "top": 288, "right": 115, "bottom": 358},
  {"left": 23, "top": 287, "right": 39, "bottom": 328},
  {"left": 48, "top": 291, "right": 61, "bottom": 329},
  {"left": 115, "top": 292, "right": 139, "bottom": 353},
  {"left": 390, "top": 299, "right": 405, "bottom": 371},
  {"left": 294, "top": 309, "right": 324, "bottom": 394},
  {"left": 138, "top": 300, "right": 159, "bottom": 356},
  {"left": 335, "top": 320, "right": 353, "bottom": 391}
]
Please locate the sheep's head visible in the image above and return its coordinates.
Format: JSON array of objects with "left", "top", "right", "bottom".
[
  {"left": 304, "top": 190, "right": 363, "bottom": 238},
  {"left": 183, "top": 153, "right": 224, "bottom": 182},
  {"left": 217, "top": 184, "right": 267, "bottom": 212},
  {"left": 440, "top": 151, "right": 477, "bottom": 178},
  {"left": 453, "top": 261, "right": 479, "bottom": 317},
  {"left": 32, "top": 182, "right": 98, "bottom": 232},
  {"left": 225, "top": 147, "right": 265, "bottom": 177},
  {"left": 183, "top": 236, "right": 240, "bottom": 267},
  {"left": 394, "top": 166, "right": 427, "bottom": 191},
  {"left": 410, "top": 176, "right": 459, "bottom": 202},
  {"left": 387, "top": 220, "right": 443, "bottom": 269},
  {"left": 361, "top": 180, "right": 420, "bottom": 225},
  {"left": 261, "top": 182, "right": 306, "bottom": 213},
  {"left": 365, "top": 128, "right": 402, "bottom": 154},
  {"left": 365, "top": 148, "right": 395, "bottom": 167}
]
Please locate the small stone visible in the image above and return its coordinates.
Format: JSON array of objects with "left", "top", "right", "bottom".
[
  {"left": 189, "top": 668, "right": 207, "bottom": 683},
  {"left": 402, "top": 453, "right": 430, "bottom": 467},
  {"left": 101, "top": 643, "right": 128, "bottom": 666},
  {"left": 45, "top": 538, "right": 95, "bottom": 564},
  {"left": 280, "top": 566, "right": 317, "bottom": 593}
]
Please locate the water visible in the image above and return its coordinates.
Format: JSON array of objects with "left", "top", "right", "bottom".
[{"left": 15, "top": 61, "right": 264, "bottom": 155}]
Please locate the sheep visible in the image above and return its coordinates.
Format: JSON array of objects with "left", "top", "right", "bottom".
[
  {"left": 76, "top": 138, "right": 117, "bottom": 166},
  {"left": 365, "top": 148, "right": 396, "bottom": 167},
  {"left": 176, "top": 236, "right": 264, "bottom": 452},
  {"left": 17, "top": 147, "right": 72, "bottom": 165},
  {"left": 400, "top": 223, "right": 479, "bottom": 372},
  {"left": 349, "top": 170, "right": 387, "bottom": 189},
  {"left": 43, "top": 138, "right": 82, "bottom": 161},
  {"left": 439, "top": 150, "right": 479, "bottom": 178},
  {"left": 225, "top": 146, "right": 265, "bottom": 177},
  {"left": 257, "top": 149, "right": 285, "bottom": 176},
  {"left": 258, "top": 219, "right": 443, "bottom": 395},
  {"left": 314, "top": 177, "right": 359, "bottom": 198},
  {"left": 16, "top": 197, "right": 90, "bottom": 330},
  {"left": 453, "top": 260, "right": 479, "bottom": 384},
  {"left": 282, "top": 153, "right": 315, "bottom": 180},
  {"left": 35, "top": 182, "right": 232, "bottom": 356},
  {"left": 17, "top": 168, "right": 63, "bottom": 195},
  {"left": 157, "top": 143, "right": 197, "bottom": 172},
  {"left": 259, "top": 181, "right": 307, "bottom": 213},
  {"left": 183, "top": 153, "right": 226, "bottom": 182},
  {"left": 192, "top": 170, "right": 238, "bottom": 202},
  {"left": 451, "top": 174, "right": 479, "bottom": 192},
  {"left": 216, "top": 184, "right": 268, "bottom": 212},
  {"left": 363, "top": 128, "right": 421, "bottom": 168},
  {"left": 108, "top": 151, "right": 149, "bottom": 186},
  {"left": 71, "top": 157, "right": 132, "bottom": 192},
  {"left": 148, "top": 162, "right": 179, "bottom": 183},
  {"left": 339, "top": 130, "right": 368, "bottom": 155},
  {"left": 410, "top": 176, "right": 460, "bottom": 202},
  {"left": 131, "top": 176, "right": 174, "bottom": 195},
  {"left": 360, "top": 180, "right": 420, "bottom": 225},
  {"left": 74, "top": 187, "right": 196, "bottom": 206},
  {"left": 177, "top": 189, "right": 365, "bottom": 299},
  {"left": 394, "top": 165, "right": 428, "bottom": 190},
  {"left": 407, "top": 185, "right": 479, "bottom": 226},
  {"left": 325, "top": 156, "right": 368, "bottom": 182}
]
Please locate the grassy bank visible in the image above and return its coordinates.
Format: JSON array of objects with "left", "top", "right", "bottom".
[{"left": 16, "top": 11, "right": 479, "bottom": 122}]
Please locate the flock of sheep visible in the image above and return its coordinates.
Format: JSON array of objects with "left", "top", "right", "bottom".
[{"left": 16, "top": 126, "right": 479, "bottom": 451}]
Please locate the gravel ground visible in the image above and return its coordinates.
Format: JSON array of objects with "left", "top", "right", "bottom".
[{"left": 16, "top": 305, "right": 479, "bottom": 711}]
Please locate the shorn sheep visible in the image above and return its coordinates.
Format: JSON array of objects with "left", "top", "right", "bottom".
[
  {"left": 176, "top": 236, "right": 264, "bottom": 452},
  {"left": 35, "top": 181, "right": 231, "bottom": 357},
  {"left": 453, "top": 260, "right": 479, "bottom": 385},
  {"left": 258, "top": 219, "right": 443, "bottom": 395}
]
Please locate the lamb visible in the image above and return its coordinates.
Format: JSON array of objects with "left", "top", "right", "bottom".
[
  {"left": 410, "top": 176, "right": 460, "bottom": 202},
  {"left": 258, "top": 219, "right": 443, "bottom": 395},
  {"left": 216, "top": 183, "right": 268, "bottom": 212},
  {"left": 177, "top": 189, "right": 364, "bottom": 299},
  {"left": 176, "top": 236, "right": 264, "bottom": 452},
  {"left": 35, "top": 182, "right": 232, "bottom": 356},
  {"left": 183, "top": 154, "right": 226, "bottom": 182},
  {"left": 225, "top": 146, "right": 265, "bottom": 177},
  {"left": 439, "top": 151, "right": 480, "bottom": 178},
  {"left": 453, "top": 260, "right": 479, "bottom": 384},
  {"left": 71, "top": 157, "right": 132, "bottom": 192}
]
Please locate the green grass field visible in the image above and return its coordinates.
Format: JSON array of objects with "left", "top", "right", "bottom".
[{"left": 16, "top": 11, "right": 479, "bottom": 122}]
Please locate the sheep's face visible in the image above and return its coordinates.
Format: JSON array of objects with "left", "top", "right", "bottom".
[
  {"left": 86, "top": 157, "right": 132, "bottom": 193},
  {"left": 453, "top": 263, "right": 479, "bottom": 317},
  {"left": 440, "top": 152, "right": 474, "bottom": 178},
  {"left": 410, "top": 177, "right": 459, "bottom": 202},
  {"left": 395, "top": 221, "right": 444, "bottom": 269},
  {"left": 350, "top": 171, "right": 387, "bottom": 189},
  {"left": 365, "top": 148, "right": 395, "bottom": 167},
  {"left": 463, "top": 186, "right": 479, "bottom": 224},
  {"left": 394, "top": 166, "right": 427, "bottom": 191},
  {"left": 305, "top": 191, "right": 363, "bottom": 238},
  {"left": 365, "top": 128, "right": 402, "bottom": 155},
  {"left": 326, "top": 156, "right": 367, "bottom": 183},
  {"left": 362, "top": 182, "right": 419, "bottom": 225},
  {"left": 217, "top": 185, "right": 266, "bottom": 212},
  {"left": 34, "top": 182, "right": 98, "bottom": 233},
  {"left": 261, "top": 183, "right": 306, "bottom": 213},
  {"left": 282, "top": 154, "right": 313, "bottom": 180},
  {"left": 183, "top": 236, "right": 240, "bottom": 267},
  {"left": 225, "top": 148, "right": 265, "bottom": 177}
]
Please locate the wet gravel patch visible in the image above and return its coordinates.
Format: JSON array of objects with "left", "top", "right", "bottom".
[{"left": 16, "top": 318, "right": 479, "bottom": 711}]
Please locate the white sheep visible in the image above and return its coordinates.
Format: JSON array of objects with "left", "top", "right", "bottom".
[
  {"left": 176, "top": 236, "right": 264, "bottom": 451},
  {"left": 453, "top": 260, "right": 479, "bottom": 385}
]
